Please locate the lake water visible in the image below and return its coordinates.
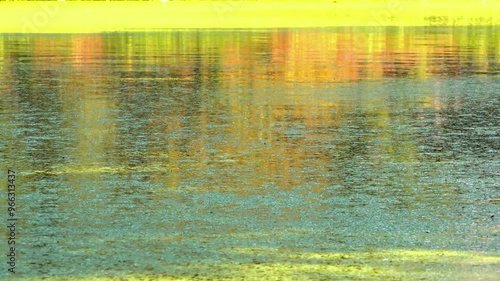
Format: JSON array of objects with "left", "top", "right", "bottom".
[{"left": 1, "top": 26, "right": 499, "bottom": 280}]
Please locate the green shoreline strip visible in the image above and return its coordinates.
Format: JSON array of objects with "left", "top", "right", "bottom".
[{"left": 0, "top": 2, "right": 499, "bottom": 33}]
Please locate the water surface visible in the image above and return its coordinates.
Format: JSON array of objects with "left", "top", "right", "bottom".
[{"left": 0, "top": 26, "right": 499, "bottom": 280}]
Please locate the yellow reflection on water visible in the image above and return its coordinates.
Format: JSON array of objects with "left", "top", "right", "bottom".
[{"left": 7, "top": 27, "right": 497, "bottom": 190}]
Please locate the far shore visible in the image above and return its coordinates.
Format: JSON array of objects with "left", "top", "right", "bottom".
[{"left": 0, "top": 2, "right": 499, "bottom": 33}]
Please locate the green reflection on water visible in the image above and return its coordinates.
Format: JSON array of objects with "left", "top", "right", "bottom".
[{"left": 0, "top": 27, "right": 498, "bottom": 280}]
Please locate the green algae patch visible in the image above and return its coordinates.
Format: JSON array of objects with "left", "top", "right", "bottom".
[
  {"left": 21, "top": 164, "right": 180, "bottom": 176},
  {"left": 20, "top": 249, "right": 499, "bottom": 281}
]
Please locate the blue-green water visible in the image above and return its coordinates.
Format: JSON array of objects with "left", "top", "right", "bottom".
[{"left": 0, "top": 27, "right": 499, "bottom": 280}]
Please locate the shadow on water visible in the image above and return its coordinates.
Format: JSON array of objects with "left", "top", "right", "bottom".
[{"left": 0, "top": 26, "right": 498, "bottom": 280}]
